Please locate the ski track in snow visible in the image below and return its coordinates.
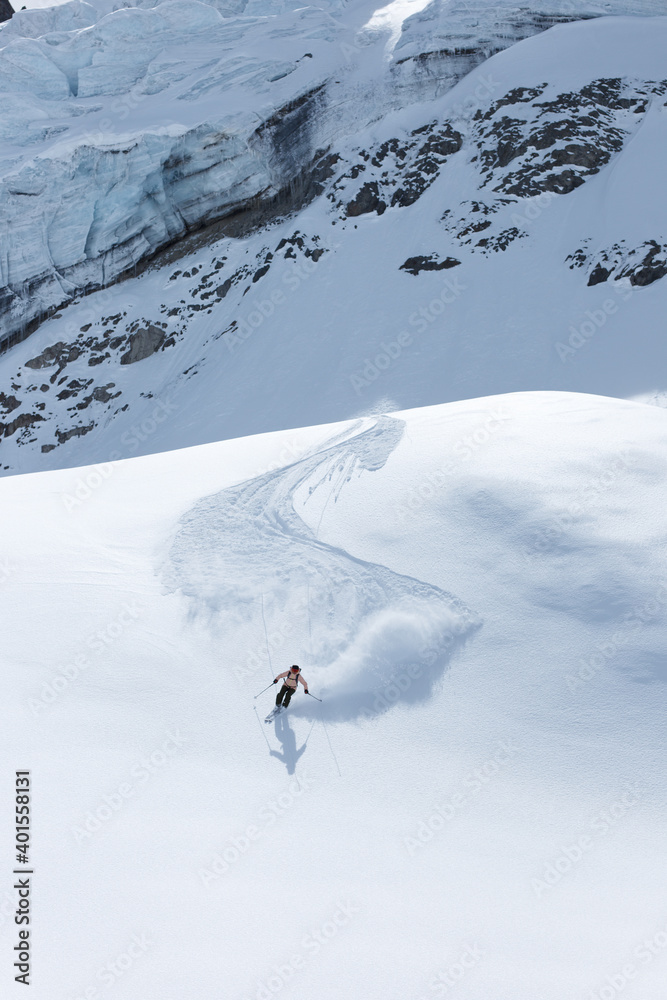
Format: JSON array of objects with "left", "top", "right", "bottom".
[{"left": 164, "top": 415, "right": 480, "bottom": 720}]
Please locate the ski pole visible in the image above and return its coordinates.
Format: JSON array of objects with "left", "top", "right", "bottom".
[
  {"left": 306, "top": 692, "right": 323, "bottom": 702},
  {"left": 254, "top": 681, "right": 275, "bottom": 699}
]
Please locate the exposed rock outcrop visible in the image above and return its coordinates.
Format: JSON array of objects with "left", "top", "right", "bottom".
[
  {"left": 120, "top": 326, "right": 165, "bottom": 366},
  {"left": 400, "top": 255, "right": 460, "bottom": 275},
  {"left": 567, "top": 239, "right": 667, "bottom": 287}
]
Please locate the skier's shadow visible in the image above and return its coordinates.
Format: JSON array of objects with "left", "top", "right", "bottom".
[{"left": 269, "top": 712, "right": 308, "bottom": 775}]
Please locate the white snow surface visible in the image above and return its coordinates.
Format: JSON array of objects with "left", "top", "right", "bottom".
[
  {"left": 1, "top": 7, "right": 666, "bottom": 993},
  {"left": 2, "top": 390, "right": 667, "bottom": 998}
]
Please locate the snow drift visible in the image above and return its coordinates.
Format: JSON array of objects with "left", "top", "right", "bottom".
[{"left": 2, "top": 391, "right": 666, "bottom": 999}]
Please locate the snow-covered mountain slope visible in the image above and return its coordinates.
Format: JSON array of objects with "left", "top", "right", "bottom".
[
  {"left": 2, "top": 391, "right": 666, "bottom": 999},
  {"left": 0, "top": 0, "right": 663, "bottom": 349},
  {"left": 1, "top": 13, "right": 667, "bottom": 475}
]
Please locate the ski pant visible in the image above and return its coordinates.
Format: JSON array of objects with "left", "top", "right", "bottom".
[{"left": 276, "top": 684, "right": 296, "bottom": 708}]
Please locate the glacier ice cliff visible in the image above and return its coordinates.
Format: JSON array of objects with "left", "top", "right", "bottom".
[{"left": 0, "top": 0, "right": 664, "bottom": 350}]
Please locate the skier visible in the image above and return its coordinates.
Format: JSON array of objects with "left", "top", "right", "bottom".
[{"left": 273, "top": 665, "right": 309, "bottom": 709}]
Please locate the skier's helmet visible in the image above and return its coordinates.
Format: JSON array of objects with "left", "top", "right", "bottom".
[{"left": 291, "top": 665, "right": 300, "bottom": 672}]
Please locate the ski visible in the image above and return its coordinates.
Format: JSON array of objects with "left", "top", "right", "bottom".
[{"left": 264, "top": 706, "right": 285, "bottom": 723}]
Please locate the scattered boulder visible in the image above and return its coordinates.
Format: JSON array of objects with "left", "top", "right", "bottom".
[
  {"left": 55, "top": 422, "right": 95, "bottom": 444},
  {"left": 120, "top": 326, "right": 165, "bottom": 365},
  {"left": 0, "top": 412, "right": 43, "bottom": 439},
  {"left": 623, "top": 242, "right": 667, "bottom": 286},
  {"left": 0, "top": 392, "right": 20, "bottom": 414},
  {"left": 347, "top": 182, "right": 386, "bottom": 217},
  {"left": 25, "top": 342, "right": 80, "bottom": 370},
  {"left": 400, "top": 255, "right": 461, "bottom": 276},
  {"left": 588, "top": 264, "right": 611, "bottom": 285}
]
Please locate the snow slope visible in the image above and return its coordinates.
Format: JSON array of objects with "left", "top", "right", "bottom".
[
  {"left": 2, "top": 391, "right": 667, "bottom": 999},
  {"left": 2, "top": 14, "right": 667, "bottom": 476}
]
